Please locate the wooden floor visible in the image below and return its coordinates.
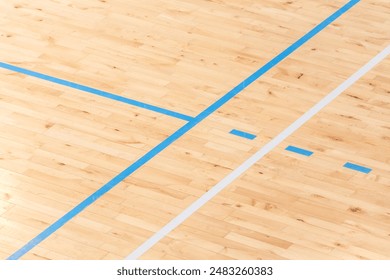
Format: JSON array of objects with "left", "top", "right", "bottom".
[{"left": 0, "top": 0, "right": 389, "bottom": 259}]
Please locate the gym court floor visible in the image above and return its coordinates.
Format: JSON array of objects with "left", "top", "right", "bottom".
[{"left": 0, "top": 0, "right": 389, "bottom": 260}]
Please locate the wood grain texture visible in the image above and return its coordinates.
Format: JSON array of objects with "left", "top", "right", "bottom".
[{"left": 0, "top": 0, "right": 389, "bottom": 259}]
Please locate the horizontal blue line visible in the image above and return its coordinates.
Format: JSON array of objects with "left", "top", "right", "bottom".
[
  {"left": 343, "top": 162, "right": 371, "bottom": 174},
  {"left": 7, "top": 0, "right": 360, "bottom": 260},
  {"left": 230, "top": 129, "right": 256, "bottom": 140},
  {"left": 285, "top": 145, "right": 313, "bottom": 156},
  {"left": 0, "top": 62, "right": 193, "bottom": 122}
]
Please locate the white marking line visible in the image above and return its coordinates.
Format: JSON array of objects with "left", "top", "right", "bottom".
[{"left": 126, "top": 45, "right": 390, "bottom": 260}]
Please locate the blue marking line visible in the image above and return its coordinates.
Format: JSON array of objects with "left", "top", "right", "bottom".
[
  {"left": 343, "top": 162, "right": 372, "bottom": 174},
  {"left": 285, "top": 145, "right": 313, "bottom": 156},
  {"left": 7, "top": 0, "right": 360, "bottom": 260},
  {"left": 230, "top": 129, "right": 257, "bottom": 140},
  {"left": 0, "top": 62, "right": 193, "bottom": 122}
]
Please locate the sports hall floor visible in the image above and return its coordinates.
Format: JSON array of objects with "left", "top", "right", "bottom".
[{"left": 0, "top": 0, "right": 389, "bottom": 260}]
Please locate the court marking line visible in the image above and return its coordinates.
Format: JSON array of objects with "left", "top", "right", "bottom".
[
  {"left": 0, "top": 62, "right": 193, "bottom": 121},
  {"left": 343, "top": 162, "right": 372, "bottom": 174},
  {"left": 126, "top": 44, "right": 389, "bottom": 260},
  {"left": 285, "top": 145, "right": 313, "bottom": 156},
  {"left": 229, "top": 129, "right": 257, "bottom": 140},
  {"left": 7, "top": 0, "right": 360, "bottom": 260}
]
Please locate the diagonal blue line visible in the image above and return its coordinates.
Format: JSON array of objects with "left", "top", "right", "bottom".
[
  {"left": 0, "top": 62, "right": 193, "bottom": 122},
  {"left": 343, "top": 162, "right": 371, "bottom": 174},
  {"left": 7, "top": 0, "right": 360, "bottom": 260},
  {"left": 230, "top": 129, "right": 257, "bottom": 140},
  {"left": 285, "top": 145, "right": 313, "bottom": 156}
]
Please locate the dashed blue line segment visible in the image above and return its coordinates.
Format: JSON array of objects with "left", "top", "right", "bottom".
[
  {"left": 285, "top": 145, "right": 313, "bottom": 156},
  {"left": 7, "top": 0, "right": 360, "bottom": 260},
  {"left": 0, "top": 62, "right": 193, "bottom": 122},
  {"left": 230, "top": 129, "right": 257, "bottom": 140},
  {"left": 343, "top": 162, "right": 372, "bottom": 174}
]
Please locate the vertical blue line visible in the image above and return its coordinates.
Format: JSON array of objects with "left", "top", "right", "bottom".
[{"left": 7, "top": 0, "right": 360, "bottom": 260}]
